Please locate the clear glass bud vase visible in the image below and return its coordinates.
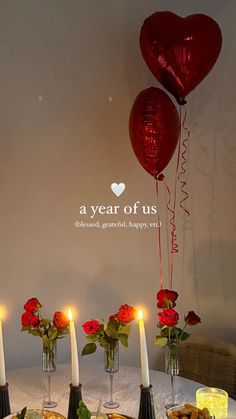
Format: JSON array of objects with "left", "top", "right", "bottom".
[
  {"left": 165, "top": 343, "right": 179, "bottom": 409},
  {"left": 103, "top": 340, "right": 120, "bottom": 409},
  {"left": 42, "top": 340, "right": 57, "bottom": 408}
]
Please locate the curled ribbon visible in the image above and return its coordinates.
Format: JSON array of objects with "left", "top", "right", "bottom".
[
  {"left": 178, "top": 107, "right": 190, "bottom": 216},
  {"left": 157, "top": 173, "right": 179, "bottom": 290},
  {"left": 155, "top": 179, "right": 163, "bottom": 289}
]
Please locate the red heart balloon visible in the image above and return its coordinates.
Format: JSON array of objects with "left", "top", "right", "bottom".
[
  {"left": 140, "top": 11, "right": 222, "bottom": 105},
  {"left": 129, "top": 87, "right": 180, "bottom": 177}
]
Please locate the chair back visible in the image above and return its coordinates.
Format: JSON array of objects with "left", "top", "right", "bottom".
[{"left": 179, "top": 335, "right": 236, "bottom": 400}]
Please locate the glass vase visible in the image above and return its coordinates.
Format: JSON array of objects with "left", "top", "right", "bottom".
[
  {"left": 103, "top": 340, "right": 120, "bottom": 409},
  {"left": 42, "top": 339, "right": 57, "bottom": 408},
  {"left": 164, "top": 343, "right": 180, "bottom": 409}
]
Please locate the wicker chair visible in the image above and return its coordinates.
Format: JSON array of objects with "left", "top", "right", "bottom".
[{"left": 179, "top": 335, "right": 236, "bottom": 400}]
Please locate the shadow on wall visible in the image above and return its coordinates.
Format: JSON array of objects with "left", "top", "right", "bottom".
[
  {"left": 83, "top": 262, "right": 145, "bottom": 316},
  {"left": 124, "top": 0, "right": 162, "bottom": 101},
  {"left": 85, "top": 276, "right": 121, "bottom": 316},
  {"left": 37, "top": 263, "right": 138, "bottom": 318},
  {"left": 154, "top": 239, "right": 236, "bottom": 372},
  {"left": 190, "top": 239, "right": 236, "bottom": 343}
]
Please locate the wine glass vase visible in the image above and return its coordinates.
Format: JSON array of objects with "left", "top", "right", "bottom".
[
  {"left": 103, "top": 340, "right": 120, "bottom": 409},
  {"left": 42, "top": 340, "right": 57, "bottom": 408},
  {"left": 164, "top": 343, "right": 180, "bottom": 410}
]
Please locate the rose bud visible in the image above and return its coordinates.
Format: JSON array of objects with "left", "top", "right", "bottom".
[
  {"left": 22, "top": 311, "right": 40, "bottom": 327},
  {"left": 158, "top": 308, "right": 179, "bottom": 327},
  {"left": 109, "top": 314, "right": 117, "bottom": 322},
  {"left": 185, "top": 310, "right": 201, "bottom": 326},
  {"left": 117, "top": 304, "right": 136, "bottom": 324},
  {"left": 53, "top": 311, "right": 70, "bottom": 329},
  {"left": 82, "top": 319, "right": 100, "bottom": 335},
  {"left": 24, "top": 298, "right": 42, "bottom": 313},
  {"left": 156, "top": 289, "right": 178, "bottom": 308}
]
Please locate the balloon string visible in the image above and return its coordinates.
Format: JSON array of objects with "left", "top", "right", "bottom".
[
  {"left": 163, "top": 180, "right": 178, "bottom": 253},
  {"left": 163, "top": 177, "right": 178, "bottom": 290},
  {"left": 155, "top": 179, "right": 163, "bottom": 289},
  {"left": 157, "top": 171, "right": 179, "bottom": 290},
  {"left": 178, "top": 106, "right": 190, "bottom": 216}
]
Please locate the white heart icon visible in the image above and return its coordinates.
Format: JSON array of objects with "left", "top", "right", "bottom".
[{"left": 111, "top": 183, "right": 126, "bottom": 197}]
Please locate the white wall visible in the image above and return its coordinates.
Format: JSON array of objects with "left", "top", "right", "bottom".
[{"left": 0, "top": 0, "right": 235, "bottom": 372}]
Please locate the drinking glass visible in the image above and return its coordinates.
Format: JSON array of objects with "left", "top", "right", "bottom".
[{"left": 196, "top": 387, "right": 228, "bottom": 419}]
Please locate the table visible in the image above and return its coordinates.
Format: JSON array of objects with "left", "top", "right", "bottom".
[{"left": 7, "top": 363, "right": 236, "bottom": 418}]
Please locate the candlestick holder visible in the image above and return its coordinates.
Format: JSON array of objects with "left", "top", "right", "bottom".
[
  {"left": 138, "top": 384, "right": 156, "bottom": 419},
  {"left": 0, "top": 383, "right": 11, "bottom": 419},
  {"left": 67, "top": 383, "right": 82, "bottom": 419}
]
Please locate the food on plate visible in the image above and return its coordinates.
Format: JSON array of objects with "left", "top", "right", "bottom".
[
  {"left": 168, "top": 403, "right": 211, "bottom": 419},
  {"left": 13, "top": 410, "right": 65, "bottom": 419}
]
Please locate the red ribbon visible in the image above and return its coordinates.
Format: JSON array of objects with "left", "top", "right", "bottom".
[
  {"left": 156, "top": 172, "right": 179, "bottom": 290},
  {"left": 178, "top": 107, "right": 190, "bottom": 216},
  {"left": 155, "top": 180, "right": 163, "bottom": 289},
  {"left": 155, "top": 107, "right": 190, "bottom": 290}
]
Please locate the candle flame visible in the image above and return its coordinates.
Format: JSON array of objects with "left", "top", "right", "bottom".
[
  {"left": 68, "top": 310, "right": 73, "bottom": 321},
  {"left": 138, "top": 309, "right": 143, "bottom": 320}
]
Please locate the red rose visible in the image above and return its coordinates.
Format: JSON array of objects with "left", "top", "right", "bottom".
[
  {"left": 21, "top": 311, "right": 40, "bottom": 327},
  {"left": 117, "top": 304, "right": 136, "bottom": 324},
  {"left": 82, "top": 319, "right": 100, "bottom": 335},
  {"left": 24, "top": 298, "right": 42, "bottom": 313},
  {"left": 158, "top": 308, "right": 179, "bottom": 327},
  {"left": 185, "top": 310, "right": 201, "bottom": 326},
  {"left": 156, "top": 289, "right": 178, "bottom": 308},
  {"left": 53, "top": 311, "right": 69, "bottom": 329},
  {"left": 109, "top": 314, "right": 117, "bottom": 322}
]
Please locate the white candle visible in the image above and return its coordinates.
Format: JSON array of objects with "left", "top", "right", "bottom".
[
  {"left": 138, "top": 310, "right": 150, "bottom": 387},
  {"left": 0, "top": 315, "right": 6, "bottom": 386},
  {"left": 68, "top": 310, "right": 80, "bottom": 386}
]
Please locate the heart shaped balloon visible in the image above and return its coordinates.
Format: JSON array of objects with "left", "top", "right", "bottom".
[
  {"left": 140, "top": 11, "right": 222, "bottom": 105},
  {"left": 129, "top": 87, "right": 180, "bottom": 177}
]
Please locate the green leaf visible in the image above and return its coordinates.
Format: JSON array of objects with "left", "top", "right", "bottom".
[
  {"left": 42, "top": 334, "right": 49, "bottom": 347},
  {"left": 82, "top": 343, "right": 97, "bottom": 356},
  {"left": 160, "top": 326, "right": 169, "bottom": 337},
  {"left": 60, "top": 327, "right": 69, "bottom": 334},
  {"left": 48, "top": 327, "right": 58, "bottom": 340},
  {"left": 77, "top": 400, "right": 91, "bottom": 419},
  {"left": 99, "top": 324, "right": 104, "bottom": 334},
  {"left": 118, "top": 333, "right": 128, "bottom": 347},
  {"left": 21, "top": 327, "right": 29, "bottom": 332},
  {"left": 118, "top": 324, "right": 131, "bottom": 336},
  {"left": 154, "top": 336, "right": 168, "bottom": 347},
  {"left": 99, "top": 337, "right": 109, "bottom": 348},
  {"left": 174, "top": 327, "right": 182, "bottom": 337},
  {"left": 105, "top": 322, "right": 119, "bottom": 338},
  {"left": 41, "top": 318, "right": 50, "bottom": 327},
  {"left": 180, "top": 331, "right": 190, "bottom": 341},
  {"left": 16, "top": 406, "right": 27, "bottom": 419},
  {"left": 57, "top": 329, "right": 69, "bottom": 338},
  {"left": 29, "top": 328, "right": 41, "bottom": 337},
  {"left": 86, "top": 334, "right": 98, "bottom": 343}
]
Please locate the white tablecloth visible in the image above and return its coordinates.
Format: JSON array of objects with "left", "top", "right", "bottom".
[{"left": 7, "top": 363, "right": 236, "bottom": 418}]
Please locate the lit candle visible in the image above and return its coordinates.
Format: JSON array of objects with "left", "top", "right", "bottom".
[
  {"left": 0, "top": 311, "right": 6, "bottom": 386},
  {"left": 68, "top": 310, "right": 80, "bottom": 386},
  {"left": 138, "top": 309, "right": 150, "bottom": 387}
]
